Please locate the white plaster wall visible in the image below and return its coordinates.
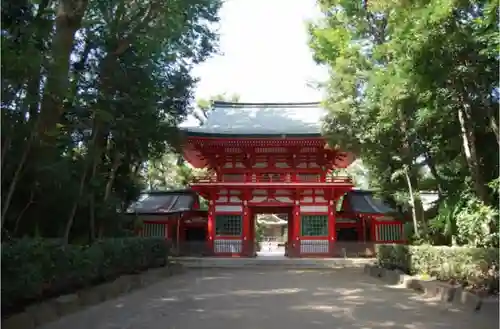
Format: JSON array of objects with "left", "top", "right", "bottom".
[
  {"left": 215, "top": 205, "right": 243, "bottom": 212},
  {"left": 253, "top": 162, "right": 268, "bottom": 168},
  {"left": 300, "top": 205, "right": 328, "bottom": 213},
  {"left": 275, "top": 196, "right": 293, "bottom": 203},
  {"left": 229, "top": 196, "right": 241, "bottom": 202},
  {"left": 250, "top": 196, "right": 266, "bottom": 203},
  {"left": 276, "top": 162, "right": 290, "bottom": 168}
]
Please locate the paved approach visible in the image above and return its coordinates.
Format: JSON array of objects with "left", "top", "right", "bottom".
[{"left": 39, "top": 268, "right": 497, "bottom": 329}]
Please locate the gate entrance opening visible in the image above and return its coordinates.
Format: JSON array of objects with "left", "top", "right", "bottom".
[{"left": 250, "top": 206, "right": 293, "bottom": 257}]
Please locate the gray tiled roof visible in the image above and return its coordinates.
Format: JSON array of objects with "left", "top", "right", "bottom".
[
  {"left": 181, "top": 102, "right": 325, "bottom": 135},
  {"left": 346, "top": 190, "right": 397, "bottom": 215},
  {"left": 127, "top": 192, "right": 195, "bottom": 214}
]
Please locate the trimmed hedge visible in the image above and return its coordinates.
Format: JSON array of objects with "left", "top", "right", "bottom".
[
  {"left": 1, "top": 237, "right": 170, "bottom": 315},
  {"left": 376, "top": 244, "right": 499, "bottom": 293}
]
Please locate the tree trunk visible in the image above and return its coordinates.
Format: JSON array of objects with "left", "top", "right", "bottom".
[
  {"left": 484, "top": 105, "right": 499, "bottom": 145},
  {"left": 104, "top": 152, "right": 122, "bottom": 200},
  {"left": 24, "top": 63, "right": 43, "bottom": 122},
  {"left": 1, "top": 138, "right": 33, "bottom": 224},
  {"left": 87, "top": 127, "right": 108, "bottom": 240},
  {"left": 457, "top": 105, "right": 489, "bottom": 203},
  {"left": 1, "top": 0, "right": 51, "bottom": 220},
  {"left": 64, "top": 160, "right": 89, "bottom": 243},
  {"left": 1, "top": 136, "right": 11, "bottom": 171},
  {"left": 89, "top": 194, "right": 96, "bottom": 243},
  {"left": 36, "top": 0, "right": 89, "bottom": 142},
  {"left": 404, "top": 169, "right": 419, "bottom": 238},
  {"left": 398, "top": 109, "right": 426, "bottom": 232},
  {"left": 13, "top": 189, "right": 35, "bottom": 236},
  {"left": 422, "top": 149, "right": 445, "bottom": 197},
  {"left": 87, "top": 130, "right": 106, "bottom": 243},
  {"left": 63, "top": 122, "right": 99, "bottom": 244}
]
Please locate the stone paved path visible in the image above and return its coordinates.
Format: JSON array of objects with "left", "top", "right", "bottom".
[{"left": 39, "top": 268, "right": 498, "bottom": 329}]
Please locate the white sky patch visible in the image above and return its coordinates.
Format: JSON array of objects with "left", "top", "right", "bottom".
[{"left": 183, "top": 0, "right": 328, "bottom": 126}]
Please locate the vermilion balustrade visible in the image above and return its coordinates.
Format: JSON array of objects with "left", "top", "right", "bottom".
[{"left": 192, "top": 173, "right": 352, "bottom": 184}]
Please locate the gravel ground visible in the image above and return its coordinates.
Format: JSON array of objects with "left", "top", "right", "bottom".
[{"left": 38, "top": 268, "right": 498, "bottom": 329}]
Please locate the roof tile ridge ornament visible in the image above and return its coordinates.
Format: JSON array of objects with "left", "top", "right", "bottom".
[{"left": 212, "top": 101, "right": 322, "bottom": 108}]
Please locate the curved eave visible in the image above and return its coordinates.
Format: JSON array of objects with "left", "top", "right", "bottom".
[
  {"left": 126, "top": 209, "right": 208, "bottom": 218},
  {"left": 181, "top": 130, "right": 323, "bottom": 138},
  {"left": 182, "top": 132, "right": 329, "bottom": 169},
  {"left": 190, "top": 182, "right": 354, "bottom": 199}
]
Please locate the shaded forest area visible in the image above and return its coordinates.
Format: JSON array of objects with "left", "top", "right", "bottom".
[{"left": 1, "top": 0, "right": 223, "bottom": 243}]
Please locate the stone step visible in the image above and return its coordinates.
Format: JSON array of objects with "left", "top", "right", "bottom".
[{"left": 174, "top": 257, "right": 375, "bottom": 269}]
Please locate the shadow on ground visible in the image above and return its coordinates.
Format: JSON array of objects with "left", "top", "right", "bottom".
[{"left": 39, "top": 268, "right": 499, "bottom": 329}]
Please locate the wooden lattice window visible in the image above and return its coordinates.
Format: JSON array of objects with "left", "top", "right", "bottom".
[
  {"left": 215, "top": 215, "right": 242, "bottom": 236},
  {"left": 376, "top": 224, "right": 402, "bottom": 242},
  {"left": 141, "top": 223, "right": 166, "bottom": 237},
  {"left": 301, "top": 215, "right": 328, "bottom": 236}
]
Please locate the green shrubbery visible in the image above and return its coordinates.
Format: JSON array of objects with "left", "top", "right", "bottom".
[
  {"left": 376, "top": 244, "right": 499, "bottom": 293},
  {"left": 1, "top": 237, "right": 170, "bottom": 315}
]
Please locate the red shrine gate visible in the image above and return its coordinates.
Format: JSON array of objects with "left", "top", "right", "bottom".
[{"left": 181, "top": 102, "right": 404, "bottom": 257}]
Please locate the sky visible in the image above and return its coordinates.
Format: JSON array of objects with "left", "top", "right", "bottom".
[{"left": 184, "top": 0, "right": 328, "bottom": 126}]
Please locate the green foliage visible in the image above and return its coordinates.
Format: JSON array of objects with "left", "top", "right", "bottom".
[
  {"left": 428, "top": 196, "right": 462, "bottom": 244},
  {"left": 376, "top": 244, "right": 499, "bottom": 293},
  {"left": 1, "top": 0, "right": 222, "bottom": 242},
  {"left": 309, "top": 0, "right": 499, "bottom": 243},
  {"left": 198, "top": 196, "right": 209, "bottom": 210},
  {"left": 1, "top": 237, "right": 170, "bottom": 314},
  {"left": 254, "top": 222, "right": 264, "bottom": 252},
  {"left": 145, "top": 92, "right": 240, "bottom": 190},
  {"left": 425, "top": 188, "right": 499, "bottom": 248},
  {"left": 255, "top": 221, "right": 265, "bottom": 243},
  {"left": 455, "top": 194, "right": 499, "bottom": 248}
]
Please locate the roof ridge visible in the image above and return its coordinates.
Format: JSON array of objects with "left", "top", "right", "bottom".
[{"left": 213, "top": 101, "right": 321, "bottom": 108}]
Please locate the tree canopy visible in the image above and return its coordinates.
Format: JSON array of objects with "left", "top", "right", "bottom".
[
  {"left": 308, "top": 0, "right": 499, "bottom": 246},
  {"left": 1, "top": 0, "right": 222, "bottom": 243}
]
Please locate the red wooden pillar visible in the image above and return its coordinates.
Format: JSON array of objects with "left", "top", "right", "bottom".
[
  {"left": 286, "top": 207, "right": 293, "bottom": 256},
  {"left": 165, "top": 222, "right": 170, "bottom": 240},
  {"left": 328, "top": 190, "right": 337, "bottom": 256},
  {"left": 248, "top": 207, "right": 255, "bottom": 255},
  {"left": 371, "top": 216, "right": 377, "bottom": 242},
  {"left": 362, "top": 216, "right": 367, "bottom": 242},
  {"left": 357, "top": 219, "right": 363, "bottom": 242},
  {"left": 207, "top": 189, "right": 216, "bottom": 255},
  {"left": 242, "top": 197, "right": 251, "bottom": 256},
  {"left": 292, "top": 200, "right": 301, "bottom": 257}
]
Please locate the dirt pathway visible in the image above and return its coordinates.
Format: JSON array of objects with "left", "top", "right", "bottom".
[{"left": 38, "top": 268, "right": 498, "bottom": 329}]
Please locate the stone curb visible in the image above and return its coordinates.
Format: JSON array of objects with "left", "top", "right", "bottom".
[
  {"left": 2, "top": 263, "right": 186, "bottom": 329},
  {"left": 363, "top": 264, "right": 488, "bottom": 313}
]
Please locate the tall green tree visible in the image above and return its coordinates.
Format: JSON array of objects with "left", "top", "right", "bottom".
[
  {"left": 1, "top": 0, "right": 222, "bottom": 242},
  {"left": 308, "top": 0, "right": 498, "bottom": 243}
]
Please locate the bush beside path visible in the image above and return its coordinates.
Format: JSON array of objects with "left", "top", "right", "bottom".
[
  {"left": 1, "top": 237, "right": 171, "bottom": 320},
  {"left": 376, "top": 244, "right": 499, "bottom": 296}
]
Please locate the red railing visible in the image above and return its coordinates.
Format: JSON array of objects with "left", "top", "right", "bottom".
[{"left": 192, "top": 173, "right": 352, "bottom": 184}]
